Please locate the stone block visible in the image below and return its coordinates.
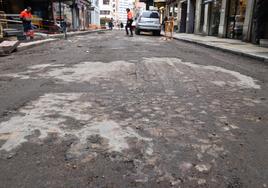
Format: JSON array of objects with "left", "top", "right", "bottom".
[{"left": 0, "top": 40, "right": 20, "bottom": 56}]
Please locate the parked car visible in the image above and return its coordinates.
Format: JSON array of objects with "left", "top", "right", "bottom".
[{"left": 135, "top": 11, "right": 161, "bottom": 36}]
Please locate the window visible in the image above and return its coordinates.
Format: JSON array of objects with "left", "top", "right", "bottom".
[
  {"left": 141, "top": 12, "right": 159, "bottom": 18},
  {"left": 95, "top": 0, "right": 99, "bottom": 6},
  {"left": 103, "top": 0, "right": 109, "bottom": 5},
  {"left": 209, "top": 0, "right": 222, "bottom": 36},
  {"left": 100, "top": 10, "right": 110, "bottom": 15}
]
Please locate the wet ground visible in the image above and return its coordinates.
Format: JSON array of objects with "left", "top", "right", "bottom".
[{"left": 0, "top": 31, "right": 267, "bottom": 188}]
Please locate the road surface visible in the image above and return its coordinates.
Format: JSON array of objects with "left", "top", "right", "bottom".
[{"left": 0, "top": 31, "right": 267, "bottom": 188}]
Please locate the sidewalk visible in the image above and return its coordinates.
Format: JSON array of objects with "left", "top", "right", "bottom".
[
  {"left": 17, "top": 38, "right": 57, "bottom": 51},
  {"left": 17, "top": 29, "right": 107, "bottom": 51},
  {"left": 1, "top": 29, "right": 107, "bottom": 55},
  {"left": 172, "top": 33, "right": 268, "bottom": 62},
  {"left": 48, "top": 29, "right": 107, "bottom": 39}
]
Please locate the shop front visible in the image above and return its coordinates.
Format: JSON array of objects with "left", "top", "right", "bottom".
[
  {"left": 166, "top": 0, "right": 178, "bottom": 31},
  {"left": 76, "top": 0, "right": 91, "bottom": 30},
  {"left": 199, "top": 0, "right": 222, "bottom": 36},
  {"left": 179, "top": 0, "right": 187, "bottom": 32},
  {"left": 1, "top": 0, "right": 51, "bottom": 19},
  {"left": 174, "top": 0, "right": 196, "bottom": 34},
  {"left": 206, "top": 0, "right": 264, "bottom": 44},
  {"left": 226, "top": 0, "right": 247, "bottom": 39},
  {"left": 253, "top": 0, "right": 268, "bottom": 43},
  {"left": 1, "top": 0, "right": 55, "bottom": 32},
  {"left": 52, "top": 0, "right": 73, "bottom": 30},
  {"left": 209, "top": 0, "right": 221, "bottom": 36}
]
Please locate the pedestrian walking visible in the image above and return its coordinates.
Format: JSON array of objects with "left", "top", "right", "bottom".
[
  {"left": 125, "top": 8, "right": 133, "bottom": 37},
  {"left": 20, "top": 7, "right": 34, "bottom": 39},
  {"left": 109, "top": 20, "right": 113, "bottom": 30},
  {"left": 109, "top": 18, "right": 114, "bottom": 30}
]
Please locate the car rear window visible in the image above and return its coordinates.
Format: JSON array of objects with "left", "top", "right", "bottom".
[{"left": 141, "top": 12, "right": 159, "bottom": 18}]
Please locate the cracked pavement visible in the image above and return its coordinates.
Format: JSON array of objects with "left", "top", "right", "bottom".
[{"left": 0, "top": 31, "right": 267, "bottom": 188}]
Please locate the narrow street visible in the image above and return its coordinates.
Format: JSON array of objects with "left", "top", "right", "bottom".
[{"left": 0, "top": 31, "right": 267, "bottom": 188}]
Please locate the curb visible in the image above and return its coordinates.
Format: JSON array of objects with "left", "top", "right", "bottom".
[
  {"left": 17, "top": 38, "right": 58, "bottom": 51},
  {"left": 16, "top": 29, "right": 108, "bottom": 52},
  {"left": 48, "top": 29, "right": 107, "bottom": 39},
  {"left": 172, "top": 36, "right": 268, "bottom": 62}
]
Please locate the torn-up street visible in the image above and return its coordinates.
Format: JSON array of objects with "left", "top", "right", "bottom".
[{"left": 0, "top": 31, "right": 267, "bottom": 188}]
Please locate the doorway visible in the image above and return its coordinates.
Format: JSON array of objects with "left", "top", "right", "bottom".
[
  {"left": 254, "top": 0, "right": 268, "bottom": 42},
  {"left": 188, "top": 0, "right": 196, "bottom": 33},
  {"left": 208, "top": 0, "right": 221, "bottom": 36},
  {"left": 226, "top": 0, "right": 247, "bottom": 39},
  {"left": 180, "top": 1, "right": 187, "bottom": 33},
  {"left": 199, "top": 2, "right": 205, "bottom": 33}
]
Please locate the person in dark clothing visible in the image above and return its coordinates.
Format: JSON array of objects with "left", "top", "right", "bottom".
[
  {"left": 109, "top": 18, "right": 113, "bottom": 30},
  {"left": 125, "top": 8, "right": 133, "bottom": 36},
  {"left": 162, "top": 16, "right": 168, "bottom": 31}
]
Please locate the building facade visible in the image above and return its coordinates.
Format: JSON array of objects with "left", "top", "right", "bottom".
[
  {"left": 133, "top": 1, "right": 146, "bottom": 19},
  {"left": 99, "top": 0, "right": 133, "bottom": 26},
  {"left": 0, "top": 0, "right": 97, "bottom": 31},
  {"left": 111, "top": 0, "right": 119, "bottom": 22},
  {"left": 90, "top": 0, "right": 100, "bottom": 25},
  {"left": 117, "top": 0, "right": 133, "bottom": 24},
  {"left": 165, "top": 0, "right": 268, "bottom": 44},
  {"left": 99, "top": 0, "right": 113, "bottom": 20}
]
